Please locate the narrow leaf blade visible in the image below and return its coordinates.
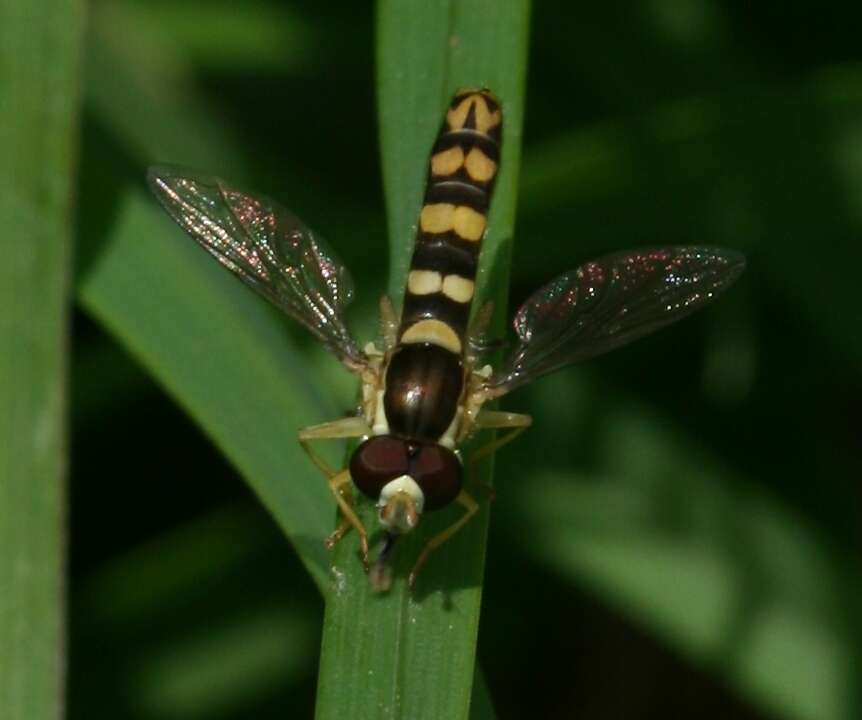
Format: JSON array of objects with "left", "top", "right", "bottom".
[
  {"left": 0, "top": 0, "right": 83, "bottom": 717},
  {"left": 315, "top": 3, "right": 530, "bottom": 719}
]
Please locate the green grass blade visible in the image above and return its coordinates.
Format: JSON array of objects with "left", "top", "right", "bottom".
[
  {"left": 78, "top": 3, "right": 358, "bottom": 592},
  {"left": 0, "top": 0, "right": 83, "bottom": 717},
  {"left": 77, "top": 192, "right": 336, "bottom": 589},
  {"left": 315, "top": 3, "right": 530, "bottom": 719}
]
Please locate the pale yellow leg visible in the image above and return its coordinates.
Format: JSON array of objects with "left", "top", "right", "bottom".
[
  {"left": 297, "top": 416, "right": 371, "bottom": 566},
  {"left": 326, "top": 517, "right": 353, "bottom": 548},
  {"left": 409, "top": 490, "right": 479, "bottom": 589},
  {"left": 326, "top": 469, "right": 370, "bottom": 568},
  {"left": 298, "top": 416, "right": 371, "bottom": 478},
  {"left": 408, "top": 412, "right": 532, "bottom": 587},
  {"left": 464, "top": 410, "right": 533, "bottom": 500},
  {"left": 469, "top": 410, "right": 533, "bottom": 465}
]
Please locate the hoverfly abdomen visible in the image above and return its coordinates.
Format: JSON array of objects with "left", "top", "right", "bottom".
[
  {"left": 399, "top": 89, "right": 501, "bottom": 341},
  {"left": 388, "top": 89, "right": 502, "bottom": 444}
]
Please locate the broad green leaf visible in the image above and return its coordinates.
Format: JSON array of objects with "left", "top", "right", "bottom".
[
  {"left": 315, "top": 3, "right": 530, "bottom": 720},
  {"left": 0, "top": 0, "right": 83, "bottom": 717}
]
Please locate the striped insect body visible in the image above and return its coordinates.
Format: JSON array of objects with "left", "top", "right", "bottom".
[{"left": 148, "top": 88, "right": 744, "bottom": 590}]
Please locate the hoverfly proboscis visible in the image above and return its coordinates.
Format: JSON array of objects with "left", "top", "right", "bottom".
[{"left": 148, "top": 88, "right": 745, "bottom": 591}]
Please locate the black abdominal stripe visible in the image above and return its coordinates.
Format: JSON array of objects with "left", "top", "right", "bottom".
[{"left": 398, "top": 89, "right": 502, "bottom": 357}]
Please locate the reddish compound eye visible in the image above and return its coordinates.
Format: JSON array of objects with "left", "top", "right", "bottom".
[
  {"left": 350, "top": 436, "right": 410, "bottom": 501},
  {"left": 409, "top": 444, "right": 462, "bottom": 511},
  {"left": 350, "top": 436, "right": 463, "bottom": 512}
]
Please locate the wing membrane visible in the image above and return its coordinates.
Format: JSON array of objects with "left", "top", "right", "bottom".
[
  {"left": 148, "top": 166, "right": 366, "bottom": 370},
  {"left": 488, "top": 246, "right": 745, "bottom": 395}
]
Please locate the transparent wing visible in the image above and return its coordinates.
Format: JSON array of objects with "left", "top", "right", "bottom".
[
  {"left": 147, "top": 166, "right": 366, "bottom": 370},
  {"left": 487, "top": 246, "right": 745, "bottom": 395}
]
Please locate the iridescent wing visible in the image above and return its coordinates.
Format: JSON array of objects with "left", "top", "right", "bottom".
[
  {"left": 486, "top": 246, "right": 745, "bottom": 396},
  {"left": 147, "top": 166, "right": 366, "bottom": 371}
]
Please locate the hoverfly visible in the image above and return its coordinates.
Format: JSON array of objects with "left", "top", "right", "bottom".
[{"left": 148, "top": 89, "right": 744, "bottom": 589}]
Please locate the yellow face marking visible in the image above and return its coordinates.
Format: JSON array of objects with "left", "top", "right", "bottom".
[
  {"left": 407, "top": 270, "right": 443, "bottom": 295},
  {"left": 420, "top": 203, "right": 454, "bottom": 233},
  {"left": 464, "top": 147, "right": 497, "bottom": 183},
  {"left": 401, "top": 319, "right": 462, "bottom": 354},
  {"left": 453, "top": 205, "right": 486, "bottom": 242},
  {"left": 430, "top": 146, "right": 464, "bottom": 176},
  {"left": 442, "top": 275, "right": 475, "bottom": 303},
  {"left": 447, "top": 93, "right": 502, "bottom": 134}
]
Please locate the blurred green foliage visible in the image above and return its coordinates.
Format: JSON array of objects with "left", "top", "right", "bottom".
[{"left": 46, "top": 0, "right": 862, "bottom": 718}]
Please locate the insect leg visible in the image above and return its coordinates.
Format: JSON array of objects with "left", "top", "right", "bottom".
[
  {"left": 325, "top": 517, "right": 353, "bottom": 549},
  {"left": 469, "top": 410, "right": 533, "bottom": 465},
  {"left": 298, "top": 416, "right": 371, "bottom": 478},
  {"left": 326, "top": 468, "right": 370, "bottom": 569},
  {"left": 298, "top": 416, "right": 371, "bottom": 565},
  {"left": 409, "top": 490, "right": 479, "bottom": 589},
  {"left": 458, "top": 410, "right": 532, "bottom": 500}
]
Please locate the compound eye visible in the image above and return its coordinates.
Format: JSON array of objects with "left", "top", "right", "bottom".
[
  {"left": 409, "top": 444, "right": 463, "bottom": 511},
  {"left": 350, "top": 436, "right": 410, "bottom": 500}
]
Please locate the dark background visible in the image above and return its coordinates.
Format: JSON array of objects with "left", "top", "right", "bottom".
[{"left": 70, "top": 1, "right": 860, "bottom": 718}]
